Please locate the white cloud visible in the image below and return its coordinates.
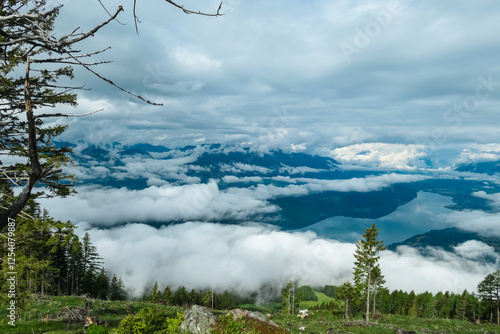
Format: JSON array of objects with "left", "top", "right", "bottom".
[
  {"left": 278, "top": 166, "right": 327, "bottom": 175},
  {"left": 381, "top": 246, "right": 495, "bottom": 294},
  {"left": 331, "top": 143, "right": 427, "bottom": 170},
  {"left": 172, "top": 48, "right": 222, "bottom": 72},
  {"left": 473, "top": 191, "right": 500, "bottom": 208},
  {"left": 40, "top": 173, "right": 431, "bottom": 227},
  {"left": 443, "top": 210, "right": 500, "bottom": 237},
  {"left": 222, "top": 176, "right": 264, "bottom": 183},
  {"left": 454, "top": 240, "right": 500, "bottom": 262},
  {"left": 295, "top": 173, "right": 429, "bottom": 193},
  {"left": 82, "top": 222, "right": 354, "bottom": 297},
  {"left": 454, "top": 149, "right": 500, "bottom": 165},
  {"left": 80, "top": 222, "right": 496, "bottom": 298},
  {"left": 219, "top": 163, "right": 273, "bottom": 175},
  {"left": 40, "top": 181, "right": 279, "bottom": 226}
]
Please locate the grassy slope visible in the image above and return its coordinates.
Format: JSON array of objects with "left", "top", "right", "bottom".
[
  {"left": 2, "top": 295, "right": 500, "bottom": 334},
  {"left": 0, "top": 295, "right": 183, "bottom": 334},
  {"left": 270, "top": 311, "right": 500, "bottom": 334},
  {"left": 300, "top": 291, "right": 336, "bottom": 309}
]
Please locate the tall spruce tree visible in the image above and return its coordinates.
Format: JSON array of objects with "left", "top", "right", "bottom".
[
  {"left": 477, "top": 270, "right": 500, "bottom": 324},
  {"left": 162, "top": 286, "right": 174, "bottom": 305},
  {"left": 353, "top": 223, "right": 386, "bottom": 322}
]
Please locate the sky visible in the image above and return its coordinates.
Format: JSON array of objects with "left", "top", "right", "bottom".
[
  {"left": 32, "top": 0, "right": 500, "bottom": 297},
  {"left": 48, "top": 0, "right": 500, "bottom": 153}
]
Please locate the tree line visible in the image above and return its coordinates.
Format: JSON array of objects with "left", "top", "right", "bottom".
[
  {"left": 314, "top": 224, "right": 500, "bottom": 326},
  {"left": 140, "top": 281, "right": 237, "bottom": 310},
  {"left": 0, "top": 202, "right": 127, "bottom": 310}
]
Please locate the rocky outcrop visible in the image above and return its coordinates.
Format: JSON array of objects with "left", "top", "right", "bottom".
[
  {"left": 229, "top": 308, "right": 267, "bottom": 322},
  {"left": 180, "top": 305, "right": 217, "bottom": 334}
]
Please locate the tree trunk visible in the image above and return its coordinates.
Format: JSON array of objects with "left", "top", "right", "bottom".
[
  {"left": 0, "top": 58, "right": 46, "bottom": 230},
  {"left": 366, "top": 267, "right": 371, "bottom": 322},
  {"left": 345, "top": 298, "right": 349, "bottom": 320},
  {"left": 372, "top": 286, "right": 377, "bottom": 316}
]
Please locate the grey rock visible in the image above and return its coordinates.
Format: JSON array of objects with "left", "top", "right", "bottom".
[
  {"left": 229, "top": 308, "right": 267, "bottom": 322},
  {"left": 180, "top": 305, "right": 217, "bottom": 334}
]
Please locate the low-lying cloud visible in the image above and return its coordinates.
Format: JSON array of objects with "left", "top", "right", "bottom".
[
  {"left": 40, "top": 173, "right": 429, "bottom": 227},
  {"left": 79, "top": 222, "right": 497, "bottom": 298}
]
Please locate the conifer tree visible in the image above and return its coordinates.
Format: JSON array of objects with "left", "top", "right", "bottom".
[
  {"left": 117, "top": 277, "right": 128, "bottom": 300},
  {"left": 337, "top": 281, "right": 360, "bottom": 320},
  {"left": 173, "top": 286, "right": 188, "bottom": 306},
  {"left": 281, "top": 281, "right": 293, "bottom": 314},
  {"left": 109, "top": 274, "right": 127, "bottom": 300},
  {"left": 477, "top": 270, "right": 500, "bottom": 324},
  {"left": 149, "top": 281, "right": 161, "bottom": 303},
  {"left": 67, "top": 235, "right": 83, "bottom": 295},
  {"left": 94, "top": 267, "right": 110, "bottom": 299},
  {"left": 202, "top": 290, "right": 214, "bottom": 308},
  {"left": 162, "top": 286, "right": 174, "bottom": 305},
  {"left": 353, "top": 223, "right": 386, "bottom": 322}
]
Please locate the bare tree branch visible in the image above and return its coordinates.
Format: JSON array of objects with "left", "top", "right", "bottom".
[
  {"left": 164, "top": 0, "right": 224, "bottom": 16},
  {"left": 67, "top": 52, "right": 163, "bottom": 106},
  {"left": 133, "top": 0, "right": 224, "bottom": 34},
  {"left": 61, "top": 6, "right": 124, "bottom": 47},
  {"left": 96, "top": 0, "right": 126, "bottom": 26},
  {"left": 36, "top": 109, "right": 104, "bottom": 118},
  {"left": 0, "top": 6, "right": 59, "bottom": 22}
]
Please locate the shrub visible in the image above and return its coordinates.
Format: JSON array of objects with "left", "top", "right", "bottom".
[
  {"left": 115, "top": 306, "right": 184, "bottom": 334},
  {"left": 211, "top": 315, "right": 289, "bottom": 334},
  {"left": 86, "top": 324, "right": 111, "bottom": 334}
]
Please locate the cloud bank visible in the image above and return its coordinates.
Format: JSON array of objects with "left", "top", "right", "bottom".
[
  {"left": 79, "top": 222, "right": 497, "bottom": 298},
  {"left": 40, "top": 173, "right": 428, "bottom": 227}
]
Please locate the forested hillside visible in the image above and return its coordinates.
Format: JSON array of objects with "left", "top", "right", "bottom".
[{"left": 2, "top": 216, "right": 500, "bottom": 333}]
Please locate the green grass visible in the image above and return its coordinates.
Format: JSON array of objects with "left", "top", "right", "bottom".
[
  {"left": 300, "top": 291, "right": 336, "bottom": 309},
  {"left": 2, "top": 295, "right": 500, "bottom": 334},
  {"left": 270, "top": 311, "right": 500, "bottom": 334},
  {"left": 0, "top": 295, "right": 183, "bottom": 334}
]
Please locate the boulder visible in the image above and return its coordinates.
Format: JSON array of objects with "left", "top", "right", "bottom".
[
  {"left": 180, "top": 305, "right": 217, "bottom": 334},
  {"left": 229, "top": 308, "right": 267, "bottom": 322}
]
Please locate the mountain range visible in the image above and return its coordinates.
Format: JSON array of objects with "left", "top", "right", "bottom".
[{"left": 62, "top": 141, "right": 500, "bottom": 256}]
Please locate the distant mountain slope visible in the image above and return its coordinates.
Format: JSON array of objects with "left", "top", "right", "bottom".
[
  {"left": 61, "top": 141, "right": 500, "bottom": 230},
  {"left": 124, "top": 143, "right": 171, "bottom": 153},
  {"left": 388, "top": 227, "right": 500, "bottom": 254},
  {"left": 273, "top": 184, "right": 417, "bottom": 229},
  {"left": 455, "top": 160, "right": 500, "bottom": 175}
]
